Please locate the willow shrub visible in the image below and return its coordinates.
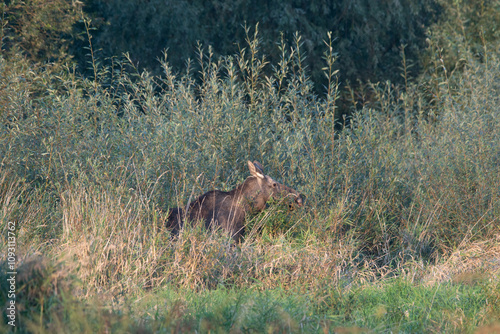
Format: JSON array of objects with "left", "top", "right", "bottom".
[{"left": 1, "top": 30, "right": 499, "bottom": 277}]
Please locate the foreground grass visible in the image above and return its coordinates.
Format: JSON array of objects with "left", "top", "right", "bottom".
[
  {"left": 133, "top": 279, "right": 498, "bottom": 333},
  {"left": 1, "top": 253, "right": 499, "bottom": 333}
]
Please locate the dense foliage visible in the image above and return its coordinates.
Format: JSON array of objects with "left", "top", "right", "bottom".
[
  {"left": 1, "top": 0, "right": 81, "bottom": 64},
  {"left": 79, "top": 0, "right": 439, "bottom": 89}
]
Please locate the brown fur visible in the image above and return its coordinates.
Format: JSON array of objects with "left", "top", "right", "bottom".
[{"left": 165, "top": 161, "right": 304, "bottom": 240}]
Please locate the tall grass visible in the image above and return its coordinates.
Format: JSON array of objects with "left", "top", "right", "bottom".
[{"left": 1, "top": 27, "right": 499, "bottom": 332}]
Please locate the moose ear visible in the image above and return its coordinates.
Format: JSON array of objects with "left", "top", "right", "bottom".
[
  {"left": 248, "top": 160, "right": 265, "bottom": 179},
  {"left": 253, "top": 161, "right": 265, "bottom": 174}
]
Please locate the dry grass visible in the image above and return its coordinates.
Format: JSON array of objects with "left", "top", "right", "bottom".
[
  {"left": 55, "top": 182, "right": 352, "bottom": 294},
  {"left": 423, "top": 237, "right": 500, "bottom": 285}
]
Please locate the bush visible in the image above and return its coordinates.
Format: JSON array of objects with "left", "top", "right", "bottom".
[
  {"left": 1, "top": 25, "right": 499, "bottom": 270},
  {"left": 1, "top": 0, "right": 82, "bottom": 64}
]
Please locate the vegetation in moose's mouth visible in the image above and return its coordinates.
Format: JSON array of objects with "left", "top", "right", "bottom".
[{"left": 1, "top": 0, "right": 500, "bottom": 332}]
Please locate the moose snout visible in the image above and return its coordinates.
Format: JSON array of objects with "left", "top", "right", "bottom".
[{"left": 295, "top": 194, "right": 305, "bottom": 207}]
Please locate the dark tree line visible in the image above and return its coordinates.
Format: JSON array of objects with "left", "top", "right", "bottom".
[
  {"left": 77, "top": 0, "right": 440, "bottom": 91},
  {"left": 3, "top": 0, "right": 499, "bottom": 105}
]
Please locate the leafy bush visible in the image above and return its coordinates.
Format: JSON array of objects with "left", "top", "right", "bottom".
[
  {"left": 2, "top": 25, "right": 500, "bottom": 266},
  {"left": 1, "top": 0, "right": 82, "bottom": 64}
]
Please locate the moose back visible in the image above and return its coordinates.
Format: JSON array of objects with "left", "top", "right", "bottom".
[{"left": 165, "top": 161, "right": 304, "bottom": 240}]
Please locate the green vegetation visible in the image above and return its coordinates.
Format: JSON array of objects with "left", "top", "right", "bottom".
[
  {"left": 1, "top": 252, "right": 499, "bottom": 333},
  {"left": 1, "top": 1, "right": 500, "bottom": 332},
  {"left": 78, "top": 0, "right": 439, "bottom": 87}
]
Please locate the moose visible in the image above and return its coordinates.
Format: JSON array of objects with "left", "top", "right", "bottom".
[{"left": 165, "top": 161, "right": 304, "bottom": 240}]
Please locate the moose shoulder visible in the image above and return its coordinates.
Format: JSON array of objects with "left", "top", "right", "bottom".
[{"left": 165, "top": 161, "right": 304, "bottom": 240}]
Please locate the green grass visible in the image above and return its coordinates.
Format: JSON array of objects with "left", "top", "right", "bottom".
[
  {"left": 1, "top": 258, "right": 497, "bottom": 333},
  {"left": 128, "top": 280, "right": 495, "bottom": 333},
  {"left": 1, "top": 17, "right": 500, "bottom": 333}
]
